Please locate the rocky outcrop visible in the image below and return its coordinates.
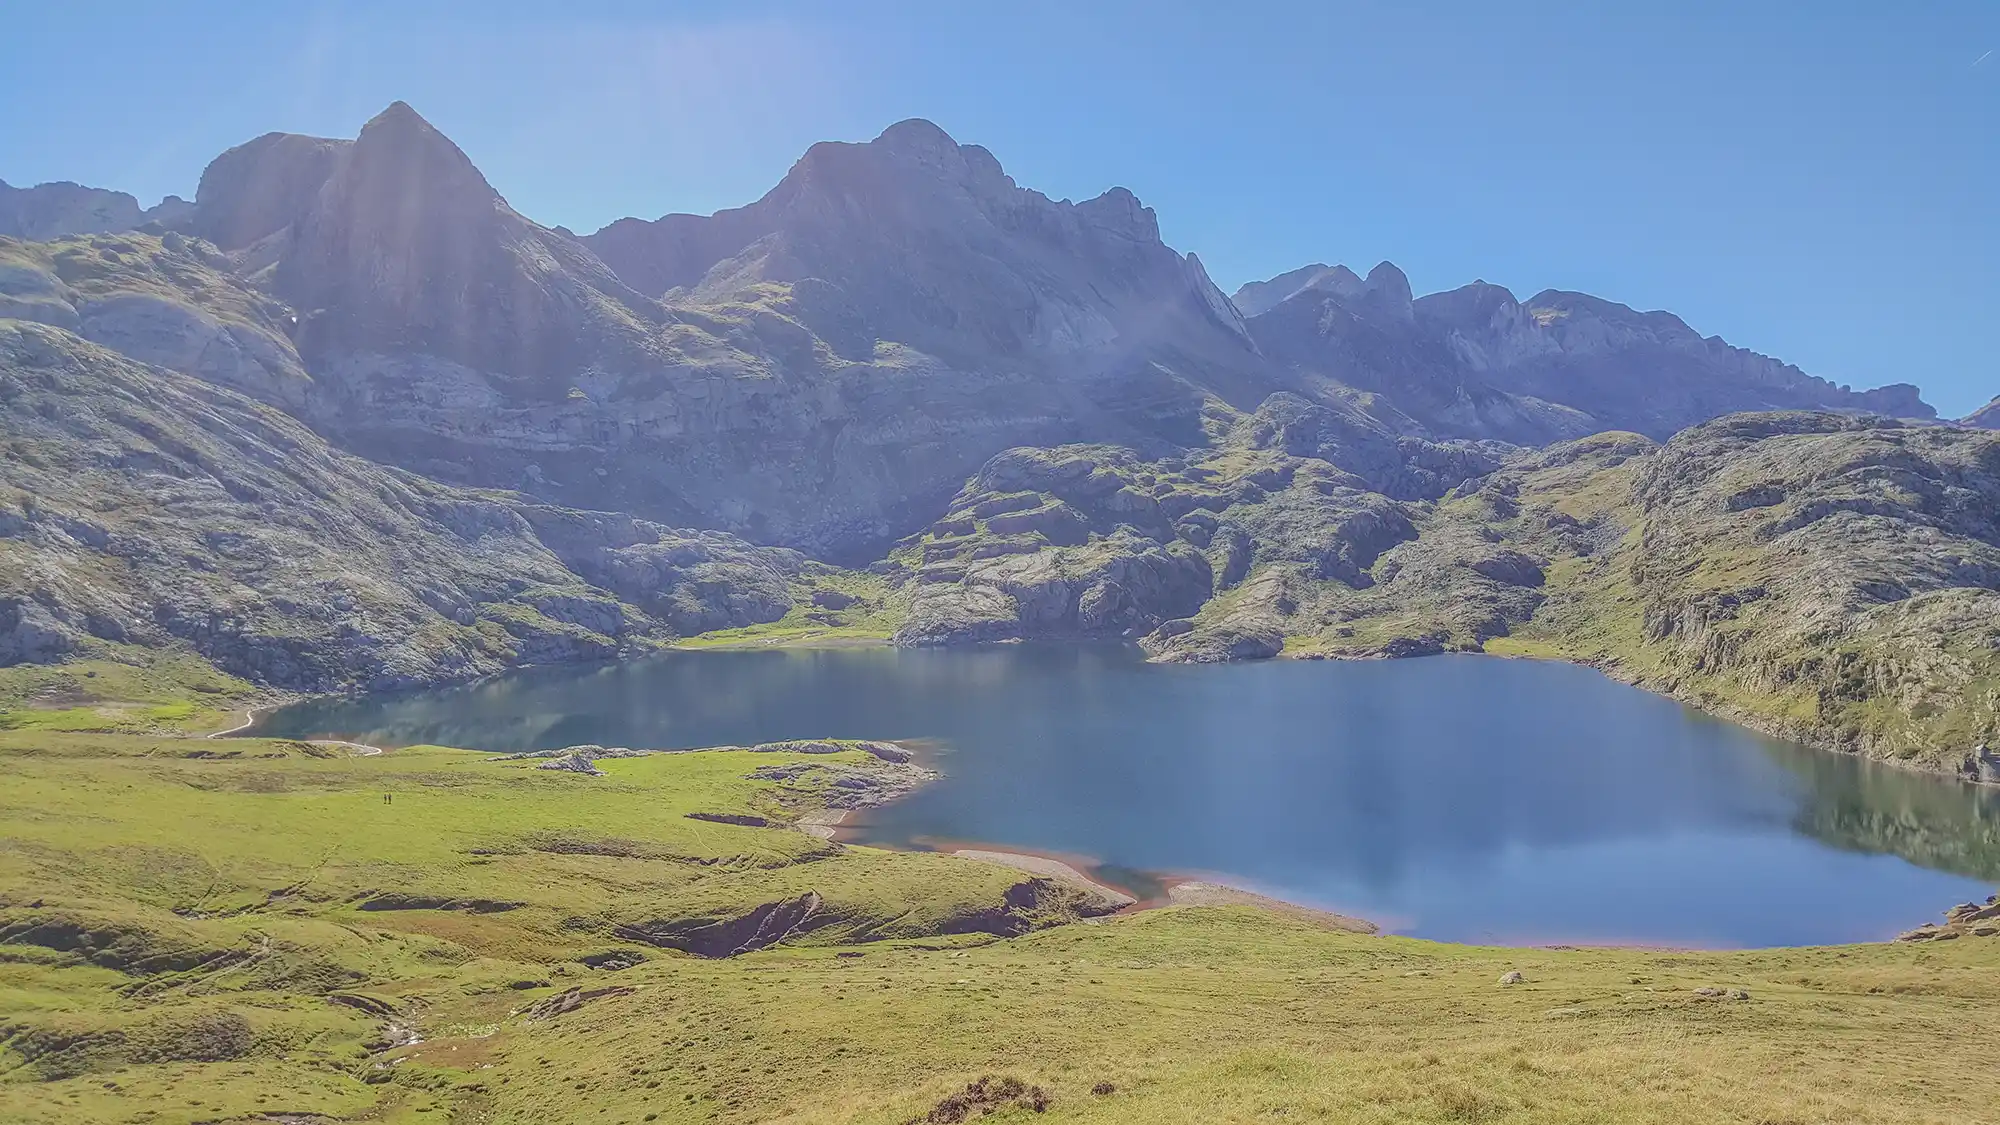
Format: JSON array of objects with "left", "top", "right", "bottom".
[
  {"left": 1966, "top": 396, "right": 2000, "bottom": 430},
  {"left": 188, "top": 131, "right": 349, "bottom": 252},
  {"left": 1898, "top": 894, "right": 2000, "bottom": 941},
  {"left": 891, "top": 446, "right": 1216, "bottom": 645},
  {"left": 0, "top": 233, "right": 312, "bottom": 408}
]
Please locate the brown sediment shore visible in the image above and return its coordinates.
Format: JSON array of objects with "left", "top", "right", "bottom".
[
  {"left": 950, "top": 848, "right": 1139, "bottom": 907},
  {"left": 796, "top": 808, "right": 852, "bottom": 840},
  {"left": 1163, "top": 880, "right": 1377, "bottom": 934}
]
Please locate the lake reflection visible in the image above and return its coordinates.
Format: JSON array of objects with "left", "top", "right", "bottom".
[{"left": 254, "top": 646, "right": 2000, "bottom": 946}]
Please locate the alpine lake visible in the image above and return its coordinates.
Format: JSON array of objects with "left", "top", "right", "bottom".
[{"left": 251, "top": 645, "right": 2000, "bottom": 948}]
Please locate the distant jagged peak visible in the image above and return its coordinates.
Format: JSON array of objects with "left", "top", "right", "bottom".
[
  {"left": 1522, "top": 288, "right": 1700, "bottom": 338},
  {"left": 775, "top": 116, "right": 1014, "bottom": 206},
  {"left": 1239, "top": 260, "right": 1412, "bottom": 323},
  {"left": 1230, "top": 262, "right": 1369, "bottom": 317}
]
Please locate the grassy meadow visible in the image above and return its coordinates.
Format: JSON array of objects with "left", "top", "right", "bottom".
[{"left": 1, "top": 725, "right": 1996, "bottom": 1124}]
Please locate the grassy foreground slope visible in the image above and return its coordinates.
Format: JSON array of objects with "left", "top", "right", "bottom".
[{"left": 3, "top": 732, "right": 1998, "bottom": 1125}]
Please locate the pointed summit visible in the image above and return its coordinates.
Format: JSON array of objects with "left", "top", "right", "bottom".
[
  {"left": 344, "top": 101, "right": 500, "bottom": 208},
  {"left": 1361, "top": 261, "right": 1414, "bottom": 321},
  {"left": 275, "top": 101, "right": 653, "bottom": 387}
]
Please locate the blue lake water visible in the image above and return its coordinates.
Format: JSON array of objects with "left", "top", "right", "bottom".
[{"left": 252, "top": 645, "right": 2000, "bottom": 947}]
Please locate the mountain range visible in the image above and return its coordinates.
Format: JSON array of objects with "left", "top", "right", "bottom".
[{"left": 1, "top": 102, "right": 1993, "bottom": 777}]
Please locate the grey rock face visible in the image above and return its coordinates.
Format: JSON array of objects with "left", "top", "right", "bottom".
[
  {"left": 277, "top": 103, "right": 663, "bottom": 390},
  {"left": 190, "top": 131, "right": 350, "bottom": 251},
  {"left": 892, "top": 445, "right": 1215, "bottom": 645},
  {"left": 1247, "top": 392, "right": 1505, "bottom": 501},
  {"left": 0, "top": 321, "right": 802, "bottom": 691},
  {"left": 586, "top": 117, "right": 1254, "bottom": 370}
]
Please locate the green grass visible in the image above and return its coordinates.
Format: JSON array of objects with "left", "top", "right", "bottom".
[
  {"left": 680, "top": 569, "right": 906, "bottom": 649},
  {"left": 0, "top": 651, "right": 259, "bottom": 735},
  {"left": 3, "top": 729, "right": 1997, "bottom": 1124}
]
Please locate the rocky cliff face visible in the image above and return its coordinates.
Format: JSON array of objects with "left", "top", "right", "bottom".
[
  {"left": 0, "top": 320, "right": 806, "bottom": 690},
  {"left": 72, "top": 108, "right": 1293, "bottom": 558},
  {"left": 1239, "top": 265, "right": 1936, "bottom": 442}
]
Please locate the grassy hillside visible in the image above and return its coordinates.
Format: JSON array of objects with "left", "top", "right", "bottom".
[
  {"left": 1235, "top": 415, "right": 2000, "bottom": 778},
  {"left": 3, "top": 729, "right": 1997, "bottom": 1124}
]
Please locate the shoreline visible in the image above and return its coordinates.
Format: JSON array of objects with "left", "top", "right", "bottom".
[
  {"left": 192, "top": 689, "right": 1975, "bottom": 951},
  {"left": 188, "top": 640, "right": 1988, "bottom": 787},
  {"left": 204, "top": 702, "right": 386, "bottom": 757},
  {"left": 833, "top": 818, "right": 1383, "bottom": 934}
]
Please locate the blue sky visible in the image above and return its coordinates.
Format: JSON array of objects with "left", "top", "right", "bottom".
[{"left": 3, "top": 1, "right": 1995, "bottom": 415}]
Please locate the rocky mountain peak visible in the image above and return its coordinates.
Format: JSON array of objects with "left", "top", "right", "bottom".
[
  {"left": 578, "top": 116, "right": 1252, "bottom": 374},
  {"left": 1959, "top": 395, "right": 1999, "bottom": 429},
  {"left": 1361, "top": 261, "right": 1414, "bottom": 321},
  {"left": 1413, "top": 281, "right": 1522, "bottom": 332},
  {"left": 343, "top": 101, "right": 501, "bottom": 211},
  {"left": 270, "top": 102, "right": 656, "bottom": 391},
  {"left": 191, "top": 131, "right": 351, "bottom": 250}
]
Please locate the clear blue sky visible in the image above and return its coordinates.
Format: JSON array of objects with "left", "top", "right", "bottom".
[{"left": 4, "top": 1, "right": 1995, "bottom": 414}]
